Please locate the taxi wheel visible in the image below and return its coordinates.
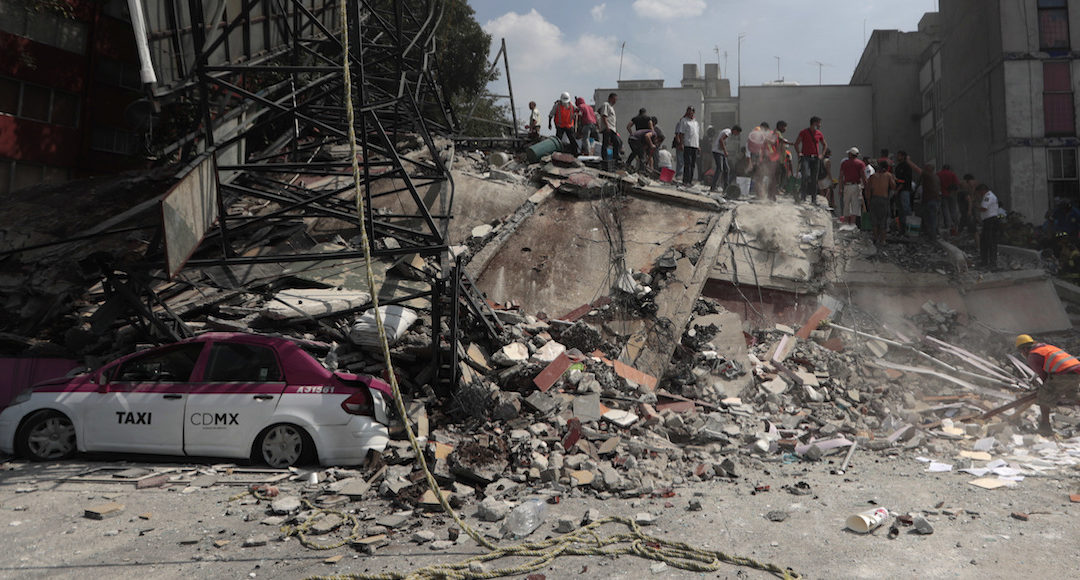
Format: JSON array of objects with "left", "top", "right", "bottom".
[
  {"left": 255, "top": 424, "right": 314, "bottom": 468},
  {"left": 17, "top": 410, "right": 76, "bottom": 461}
]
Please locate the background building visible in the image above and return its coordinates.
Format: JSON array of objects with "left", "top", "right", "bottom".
[
  {"left": 933, "top": 0, "right": 1080, "bottom": 223},
  {"left": 738, "top": 85, "right": 874, "bottom": 163},
  {"left": 851, "top": 14, "right": 940, "bottom": 164},
  {"left": 0, "top": 0, "right": 147, "bottom": 195}
]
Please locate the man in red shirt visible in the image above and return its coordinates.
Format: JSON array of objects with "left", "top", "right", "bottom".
[
  {"left": 1017, "top": 334, "right": 1080, "bottom": 435},
  {"left": 795, "top": 116, "right": 828, "bottom": 205},
  {"left": 838, "top": 147, "right": 866, "bottom": 224},
  {"left": 937, "top": 164, "right": 960, "bottom": 234}
]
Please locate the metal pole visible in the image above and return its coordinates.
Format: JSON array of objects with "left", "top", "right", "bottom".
[
  {"left": 737, "top": 33, "right": 744, "bottom": 96},
  {"left": 618, "top": 41, "right": 625, "bottom": 81},
  {"left": 501, "top": 38, "right": 518, "bottom": 139}
]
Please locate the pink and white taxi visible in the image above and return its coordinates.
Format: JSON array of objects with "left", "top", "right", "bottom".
[{"left": 0, "top": 333, "right": 393, "bottom": 467}]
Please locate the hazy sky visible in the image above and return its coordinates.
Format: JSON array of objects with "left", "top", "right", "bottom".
[{"left": 468, "top": 0, "right": 937, "bottom": 124}]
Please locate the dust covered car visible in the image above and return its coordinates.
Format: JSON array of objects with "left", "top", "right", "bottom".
[{"left": 0, "top": 333, "right": 393, "bottom": 467}]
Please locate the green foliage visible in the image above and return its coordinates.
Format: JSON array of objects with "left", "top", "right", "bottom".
[
  {"left": 454, "top": 93, "right": 512, "bottom": 138},
  {"left": 435, "top": 0, "right": 499, "bottom": 102}
]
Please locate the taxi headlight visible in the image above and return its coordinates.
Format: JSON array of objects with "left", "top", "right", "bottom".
[{"left": 11, "top": 389, "right": 32, "bottom": 405}]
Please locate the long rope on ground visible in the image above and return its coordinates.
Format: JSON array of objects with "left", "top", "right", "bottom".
[{"left": 313, "top": 3, "right": 802, "bottom": 578}]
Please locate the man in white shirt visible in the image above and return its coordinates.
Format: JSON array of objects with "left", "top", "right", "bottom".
[
  {"left": 675, "top": 106, "right": 701, "bottom": 186},
  {"left": 977, "top": 184, "right": 1004, "bottom": 269},
  {"left": 596, "top": 92, "right": 621, "bottom": 163},
  {"left": 708, "top": 125, "right": 742, "bottom": 193}
]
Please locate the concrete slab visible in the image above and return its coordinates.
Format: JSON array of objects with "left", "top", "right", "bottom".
[
  {"left": 446, "top": 171, "right": 535, "bottom": 244},
  {"left": 964, "top": 275, "right": 1071, "bottom": 334},
  {"left": 473, "top": 194, "right": 714, "bottom": 319}
]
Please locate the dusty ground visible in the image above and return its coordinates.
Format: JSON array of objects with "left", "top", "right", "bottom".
[{"left": 1, "top": 447, "right": 1077, "bottom": 580}]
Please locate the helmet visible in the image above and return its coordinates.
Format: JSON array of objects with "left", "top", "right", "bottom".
[
  {"left": 559, "top": 92, "right": 571, "bottom": 103},
  {"left": 1015, "top": 334, "right": 1034, "bottom": 348}
]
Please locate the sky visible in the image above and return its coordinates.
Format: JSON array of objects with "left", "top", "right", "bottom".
[{"left": 468, "top": 0, "right": 938, "bottom": 125}]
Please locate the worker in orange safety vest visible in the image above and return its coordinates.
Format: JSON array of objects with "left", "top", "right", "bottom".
[
  {"left": 1016, "top": 334, "right": 1080, "bottom": 435},
  {"left": 548, "top": 92, "right": 579, "bottom": 155}
]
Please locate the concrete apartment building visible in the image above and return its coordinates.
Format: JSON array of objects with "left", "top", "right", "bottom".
[
  {"left": 851, "top": 14, "right": 940, "bottom": 164},
  {"left": 855, "top": 1, "right": 1080, "bottom": 224},
  {"left": 932, "top": 0, "right": 1080, "bottom": 223}
]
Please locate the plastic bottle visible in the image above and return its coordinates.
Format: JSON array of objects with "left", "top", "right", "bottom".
[
  {"left": 606, "top": 145, "right": 613, "bottom": 159},
  {"left": 504, "top": 498, "right": 546, "bottom": 538}
]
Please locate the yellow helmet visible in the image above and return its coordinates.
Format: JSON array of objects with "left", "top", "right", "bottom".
[{"left": 1015, "top": 334, "right": 1034, "bottom": 348}]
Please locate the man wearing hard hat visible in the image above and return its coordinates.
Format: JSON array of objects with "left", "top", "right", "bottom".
[
  {"left": 548, "top": 92, "right": 579, "bottom": 156},
  {"left": 1016, "top": 334, "right": 1080, "bottom": 435}
]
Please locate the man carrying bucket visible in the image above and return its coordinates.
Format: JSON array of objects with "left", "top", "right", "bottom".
[{"left": 708, "top": 125, "right": 742, "bottom": 194}]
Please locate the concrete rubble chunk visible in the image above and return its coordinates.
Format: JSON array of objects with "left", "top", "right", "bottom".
[
  {"left": 602, "top": 409, "right": 638, "bottom": 428},
  {"left": 430, "top": 540, "right": 455, "bottom": 550},
  {"left": 635, "top": 512, "right": 655, "bottom": 526},
  {"left": 555, "top": 515, "right": 577, "bottom": 533},
  {"left": 270, "top": 496, "right": 302, "bottom": 515},
  {"left": 532, "top": 340, "right": 567, "bottom": 363},
  {"left": 492, "top": 342, "right": 530, "bottom": 366},
  {"left": 572, "top": 393, "right": 602, "bottom": 422},
  {"left": 472, "top": 224, "right": 494, "bottom": 239},
  {"left": 411, "top": 530, "right": 436, "bottom": 544},
  {"left": 475, "top": 494, "right": 507, "bottom": 522}
]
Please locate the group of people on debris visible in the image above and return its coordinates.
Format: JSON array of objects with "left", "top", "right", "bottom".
[{"left": 529, "top": 95, "right": 1009, "bottom": 270}]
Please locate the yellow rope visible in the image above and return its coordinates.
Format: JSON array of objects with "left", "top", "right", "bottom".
[{"left": 306, "top": 2, "right": 803, "bottom": 579}]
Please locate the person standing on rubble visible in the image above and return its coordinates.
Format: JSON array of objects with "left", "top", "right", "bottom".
[
  {"left": 838, "top": 147, "right": 866, "bottom": 224},
  {"left": 548, "top": 92, "right": 579, "bottom": 155},
  {"left": 708, "top": 124, "right": 742, "bottom": 194},
  {"left": 597, "top": 92, "right": 621, "bottom": 164},
  {"left": 977, "top": 183, "right": 1005, "bottom": 269},
  {"left": 919, "top": 163, "right": 942, "bottom": 242},
  {"left": 937, "top": 164, "right": 960, "bottom": 234},
  {"left": 893, "top": 150, "right": 915, "bottom": 233},
  {"left": 675, "top": 106, "right": 701, "bottom": 186},
  {"left": 795, "top": 116, "right": 828, "bottom": 205},
  {"left": 866, "top": 161, "right": 896, "bottom": 246},
  {"left": 526, "top": 101, "right": 541, "bottom": 142},
  {"left": 575, "top": 97, "right": 599, "bottom": 155},
  {"left": 1016, "top": 334, "right": 1080, "bottom": 436}
]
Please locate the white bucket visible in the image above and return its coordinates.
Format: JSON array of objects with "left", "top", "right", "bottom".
[
  {"left": 846, "top": 507, "right": 889, "bottom": 533},
  {"left": 736, "top": 176, "right": 752, "bottom": 198}
]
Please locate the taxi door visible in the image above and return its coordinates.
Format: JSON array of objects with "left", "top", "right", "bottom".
[
  {"left": 183, "top": 340, "right": 286, "bottom": 458},
  {"left": 80, "top": 342, "right": 204, "bottom": 455}
]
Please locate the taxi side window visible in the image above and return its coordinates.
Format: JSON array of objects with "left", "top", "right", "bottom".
[
  {"left": 205, "top": 343, "right": 282, "bottom": 382},
  {"left": 115, "top": 343, "right": 204, "bottom": 382}
]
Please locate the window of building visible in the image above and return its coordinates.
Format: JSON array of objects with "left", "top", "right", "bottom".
[
  {"left": 0, "top": 0, "right": 88, "bottom": 55},
  {"left": 20, "top": 84, "right": 50, "bottom": 122},
  {"left": 1039, "top": 0, "right": 1071, "bottom": 51},
  {"left": 1044, "top": 61, "right": 1076, "bottom": 136},
  {"left": 1048, "top": 148, "right": 1080, "bottom": 200},
  {"left": 0, "top": 77, "right": 81, "bottom": 127}
]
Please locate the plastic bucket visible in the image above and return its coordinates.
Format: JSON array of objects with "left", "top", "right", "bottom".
[
  {"left": 736, "top": 177, "right": 752, "bottom": 198},
  {"left": 660, "top": 167, "right": 675, "bottom": 182}
]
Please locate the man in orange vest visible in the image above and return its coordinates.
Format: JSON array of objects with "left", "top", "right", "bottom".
[
  {"left": 1017, "top": 334, "right": 1080, "bottom": 435},
  {"left": 548, "top": 92, "right": 579, "bottom": 155}
]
